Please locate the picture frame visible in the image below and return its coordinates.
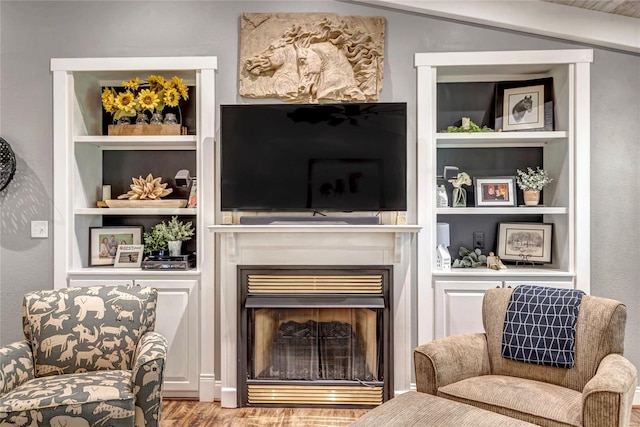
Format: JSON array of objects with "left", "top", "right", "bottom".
[
  {"left": 495, "top": 77, "right": 554, "bottom": 132},
  {"left": 473, "top": 176, "right": 516, "bottom": 207},
  {"left": 89, "top": 226, "right": 143, "bottom": 267},
  {"left": 497, "top": 222, "right": 553, "bottom": 264},
  {"left": 114, "top": 244, "right": 144, "bottom": 268}
]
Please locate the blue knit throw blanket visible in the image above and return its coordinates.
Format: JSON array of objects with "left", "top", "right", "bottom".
[{"left": 501, "top": 285, "right": 585, "bottom": 368}]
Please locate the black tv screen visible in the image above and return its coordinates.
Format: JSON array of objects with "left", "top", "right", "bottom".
[{"left": 220, "top": 103, "right": 407, "bottom": 212}]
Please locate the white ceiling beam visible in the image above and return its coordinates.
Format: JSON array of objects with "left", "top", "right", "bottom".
[{"left": 347, "top": 0, "right": 640, "bottom": 54}]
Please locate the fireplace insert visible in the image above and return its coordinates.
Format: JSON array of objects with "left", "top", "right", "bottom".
[{"left": 238, "top": 266, "right": 392, "bottom": 407}]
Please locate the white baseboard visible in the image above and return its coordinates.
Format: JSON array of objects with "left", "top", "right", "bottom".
[{"left": 634, "top": 386, "right": 640, "bottom": 406}]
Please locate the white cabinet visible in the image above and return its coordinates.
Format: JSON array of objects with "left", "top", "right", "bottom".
[
  {"left": 53, "top": 57, "right": 217, "bottom": 399},
  {"left": 136, "top": 279, "right": 199, "bottom": 395},
  {"left": 434, "top": 279, "right": 575, "bottom": 339},
  {"left": 415, "top": 50, "right": 592, "bottom": 344}
]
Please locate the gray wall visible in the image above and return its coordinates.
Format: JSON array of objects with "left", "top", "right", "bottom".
[{"left": 1, "top": 1, "right": 638, "bottom": 377}]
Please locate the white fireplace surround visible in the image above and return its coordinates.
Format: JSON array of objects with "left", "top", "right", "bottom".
[{"left": 209, "top": 225, "right": 420, "bottom": 408}]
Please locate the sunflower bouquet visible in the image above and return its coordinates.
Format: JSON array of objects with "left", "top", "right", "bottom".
[{"left": 101, "top": 75, "right": 189, "bottom": 122}]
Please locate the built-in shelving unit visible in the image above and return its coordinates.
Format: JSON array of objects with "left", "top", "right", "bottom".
[
  {"left": 51, "top": 56, "right": 217, "bottom": 399},
  {"left": 415, "top": 49, "right": 592, "bottom": 343}
]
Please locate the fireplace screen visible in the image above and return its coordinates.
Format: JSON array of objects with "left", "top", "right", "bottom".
[{"left": 250, "top": 308, "right": 380, "bottom": 382}]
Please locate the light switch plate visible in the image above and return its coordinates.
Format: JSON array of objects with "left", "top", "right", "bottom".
[{"left": 31, "top": 220, "right": 48, "bottom": 238}]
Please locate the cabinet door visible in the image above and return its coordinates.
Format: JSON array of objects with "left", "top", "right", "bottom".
[
  {"left": 69, "top": 279, "right": 134, "bottom": 287},
  {"left": 434, "top": 281, "right": 502, "bottom": 339},
  {"left": 135, "top": 279, "right": 199, "bottom": 395}
]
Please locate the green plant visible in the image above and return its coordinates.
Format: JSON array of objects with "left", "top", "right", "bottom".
[
  {"left": 143, "top": 228, "right": 168, "bottom": 255},
  {"left": 443, "top": 118, "right": 493, "bottom": 133},
  {"left": 156, "top": 216, "right": 194, "bottom": 241},
  {"left": 516, "top": 167, "right": 554, "bottom": 191},
  {"left": 452, "top": 247, "right": 487, "bottom": 268}
]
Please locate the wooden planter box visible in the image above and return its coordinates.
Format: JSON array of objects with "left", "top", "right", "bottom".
[{"left": 107, "top": 124, "right": 185, "bottom": 136}]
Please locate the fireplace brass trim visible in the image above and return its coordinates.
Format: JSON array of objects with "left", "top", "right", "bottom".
[
  {"left": 247, "top": 384, "right": 383, "bottom": 405},
  {"left": 248, "top": 274, "right": 383, "bottom": 294}
]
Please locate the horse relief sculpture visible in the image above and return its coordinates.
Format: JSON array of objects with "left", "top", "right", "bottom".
[{"left": 239, "top": 13, "right": 385, "bottom": 103}]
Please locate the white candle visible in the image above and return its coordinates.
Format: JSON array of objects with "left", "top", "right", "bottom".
[
  {"left": 462, "top": 117, "right": 471, "bottom": 130},
  {"left": 102, "top": 185, "right": 111, "bottom": 201}
]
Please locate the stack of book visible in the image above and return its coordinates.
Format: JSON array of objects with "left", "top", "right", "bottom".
[{"left": 141, "top": 253, "right": 196, "bottom": 270}]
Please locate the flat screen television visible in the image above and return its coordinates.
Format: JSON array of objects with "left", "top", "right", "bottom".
[{"left": 220, "top": 102, "right": 407, "bottom": 212}]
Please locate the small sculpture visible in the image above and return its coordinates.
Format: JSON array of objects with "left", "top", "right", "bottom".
[
  {"left": 486, "top": 251, "right": 507, "bottom": 270},
  {"left": 117, "top": 173, "right": 173, "bottom": 200}
]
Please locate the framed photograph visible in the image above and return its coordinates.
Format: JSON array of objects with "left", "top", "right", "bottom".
[
  {"left": 495, "top": 77, "right": 554, "bottom": 132},
  {"left": 497, "top": 222, "right": 553, "bottom": 264},
  {"left": 114, "top": 244, "right": 144, "bottom": 268},
  {"left": 89, "top": 226, "right": 143, "bottom": 267},
  {"left": 473, "top": 176, "right": 516, "bottom": 207}
]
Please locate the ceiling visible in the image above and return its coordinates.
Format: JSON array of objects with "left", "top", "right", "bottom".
[{"left": 542, "top": 0, "right": 640, "bottom": 19}]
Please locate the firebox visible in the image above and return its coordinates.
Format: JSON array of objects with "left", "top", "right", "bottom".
[{"left": 238, "top": 266, "right": 392, "bottom": 407}]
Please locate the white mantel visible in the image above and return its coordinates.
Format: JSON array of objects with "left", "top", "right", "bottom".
[{"left": 208, "top": 225, "right": 420, "bottom": 408}]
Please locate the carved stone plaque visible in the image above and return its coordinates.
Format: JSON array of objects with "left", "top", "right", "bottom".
[{"left": 239, "top": 13, "right": 385, "bottom": 103}]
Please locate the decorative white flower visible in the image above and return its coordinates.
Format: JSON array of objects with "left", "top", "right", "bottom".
[
  {"left": 516, "top": 167, "right": 553, "bottom": 191},
  {"left": 448, "top": 171, "right": 472, "bottom": 189}
]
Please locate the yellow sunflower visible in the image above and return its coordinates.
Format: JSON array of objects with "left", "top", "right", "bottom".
[
  {"left": 122, "top": 77, "right": 140, "bottom": 91},
  {"left": 171, "top": 76, "right": 189, "bottom": 100},
  {"left": 115, "top": 91, "right": 136, "bottom": 113},
  {"left": 163, "top": 88, "right": 180, "bottom": 107},
  {"left": 101, "top": 88, "right": 116, "bottom": 113},
  {"left": 147, "top": 75, "right": 166, "bottom": 92},
  {"left": 137, "top": 88, "right": 160, "bottom": 111}
]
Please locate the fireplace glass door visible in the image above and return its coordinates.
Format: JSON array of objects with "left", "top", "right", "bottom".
[{"left": 249, "top": 308, "right": 381, "bottom": 382}]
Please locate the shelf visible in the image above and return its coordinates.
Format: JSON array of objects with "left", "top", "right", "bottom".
[
  {"left": 76, "top": 208, "right": 197, "bottom": 216},
  {"left": 207, "top": 224, "right": 422, "bottom": 233},
  {"left": 75, "top": 135, "right": 197, "bottom": 150},
  {"left": 436, "top": 131, "right": 567, "bottom": 148},
  {"left": 432, "top": 266, "right": 574, "bottom": 278},
  {"left": 437, "top": 207, "right": 567, "bottom": 215},
  {"left": 68, "top": 268, "right": 200, "bottom": 277}
]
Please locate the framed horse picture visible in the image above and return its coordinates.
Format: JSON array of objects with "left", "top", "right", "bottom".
[{"left": 495, "top": 77, "right": 554, "bottom": 132}]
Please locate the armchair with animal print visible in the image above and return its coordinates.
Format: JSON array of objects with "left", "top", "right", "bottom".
[{"left": 0, "top": 285, "right": 168, "bottom": 427}]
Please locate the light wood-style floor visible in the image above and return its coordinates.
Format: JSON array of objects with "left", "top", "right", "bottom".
[{"left": 161, "top": 400, "right": 640, "bottom": 426}]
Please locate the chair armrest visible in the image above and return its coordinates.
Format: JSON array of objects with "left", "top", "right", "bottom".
[
  {"left": 582, "top": 353, "right": 638, "bottom": 427},
  {"left": 414, "top": 333, "right": 490, "bottom": 395},
  {"left": 0, "top": 340, "right": 35, "bottom": 395},
  {"left": 132, "top": 332, "right": 168, "bottom": 427}
]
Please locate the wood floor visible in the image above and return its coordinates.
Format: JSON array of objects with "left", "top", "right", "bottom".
[{"left": 161, "top": 400, "right": 640, "bottom": 426}]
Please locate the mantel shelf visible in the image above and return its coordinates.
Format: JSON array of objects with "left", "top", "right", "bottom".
[
  {"left": 209, "top": 224, "right": 422, "bottom": 264},
  {"left": 207, "top": 224, "right": 422, "bottom": 233}
]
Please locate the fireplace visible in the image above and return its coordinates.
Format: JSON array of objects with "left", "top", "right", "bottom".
[{"left": 238, "top": 266, "right": 392, "bottom": 407}]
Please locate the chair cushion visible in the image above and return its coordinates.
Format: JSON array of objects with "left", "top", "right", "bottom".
[
  {"left": 0, "top": 370, "right": 134, "bottom": 426},
  {"left": 438, "top": 375, "right": 582, "bottom": 427},
  {"left": 23, "top": 285, "right": 157, "bottom": 376}
]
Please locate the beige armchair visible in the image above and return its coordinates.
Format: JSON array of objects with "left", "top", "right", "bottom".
[{"left": 414, "top": 287, "right": 637, "bottom": 427}]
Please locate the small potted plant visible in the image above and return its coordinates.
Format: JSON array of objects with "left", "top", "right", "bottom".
[
  {"left": 142, "top": 227, "right": 168, "bottom": 257},
  {"left": 448, "top": 171, "right": 472, "bottom": 207},
  {"left": 516, "top": 167, "right": 554, "bottom": 206},
  {"left": 147, "top": 216, "right": 194, "bottom": 256}
]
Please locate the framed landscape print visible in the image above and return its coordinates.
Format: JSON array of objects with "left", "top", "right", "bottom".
[
  {"left": 89, "top": 226, "right": 143, "bottom": 267},
  {"left": 497, "top": 222, "right": 553, "bottom": 264},
  {"left": 474, "top": 176, "right": 516, "bottom": 207},
  {"left": 495, "top": 77, "right": 554, "bottom": 132}
]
